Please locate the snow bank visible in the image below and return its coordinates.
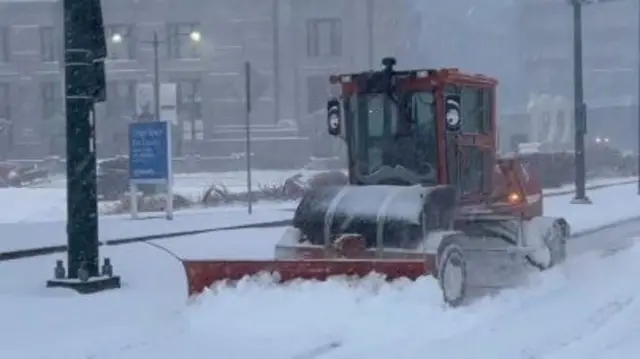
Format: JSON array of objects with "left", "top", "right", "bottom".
[
  {"left": 173, "top": 243, "right": 640, "bottom": 359},
  {"left": 99, "top": 273, "right": 508, "bottom": 359},
  {"left": 5, "top": 232, "right": 640, "bottom": 359}
]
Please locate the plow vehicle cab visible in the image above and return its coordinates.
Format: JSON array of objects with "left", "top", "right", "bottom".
[{"left": 184, "top": 58, "right": 569, "bottom": 307}]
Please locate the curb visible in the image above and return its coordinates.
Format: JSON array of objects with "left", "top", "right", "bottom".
[
  {"left": 0, "top": 219, "right": 293, "bottom": 262},
  {"left": 544, "top": 179, "right": 637, "bottom": 198},
  {"left": 572, "top": 215, "right": 640, "bottom": 239},
  {"left": 0, "top": 179, "right": 637, "bottom": 262}
]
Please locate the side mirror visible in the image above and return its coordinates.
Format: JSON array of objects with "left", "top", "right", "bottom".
[
  {"left": 327, "top": 98, "right": 341, "bottom": 136},
  {"left": 444, "top": 94, "right": 462, "bottom": 132}
]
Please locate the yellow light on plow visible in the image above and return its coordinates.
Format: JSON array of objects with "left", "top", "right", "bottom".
[{"left": 508, "top": 192, "right": 521, "bottom": 204}]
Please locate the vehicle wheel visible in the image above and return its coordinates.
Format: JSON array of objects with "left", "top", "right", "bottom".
[
  {"left": 527, "top": 220, "right": 567, "bottom": 270},
  {"left": 437, "top": 240, "right": 468, "bottom": 308}
]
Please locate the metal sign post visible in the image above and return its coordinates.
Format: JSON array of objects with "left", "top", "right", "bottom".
[
  {"left": 236, "top": 58, "right": 267, "bottom": 215},
  {"left": 244, "top": 61, "right": 253, "bottom": 215},
  {"left": 637, "top": 0, "right": 640, "bottom": 195},
  {"left": 570, "top": 0, "right": 591, "bottom": 204},
  {"left": 128, "top": 121, "right": 173, "bottom": 220}
]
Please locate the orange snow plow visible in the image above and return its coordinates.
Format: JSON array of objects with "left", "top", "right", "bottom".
[
  {"left": 183, "top": 257, "right": 431, "bottom": 296},
  {"left": 181, "top": 58, "right": 570, "bottom": 307}
]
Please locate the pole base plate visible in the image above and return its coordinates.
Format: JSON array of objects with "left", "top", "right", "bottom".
[
  {"left": 570, "top": 196, "right": 592, "bottom": 205},
  {"left": 46, "top": 276, "right": 121, "bottom": 294}
]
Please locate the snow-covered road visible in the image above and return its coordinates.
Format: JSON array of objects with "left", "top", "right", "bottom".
[
  {"left": 0, "top": 217, "right": 640, "bottom": 359},
  {"left": 0, "top": 176, "right": 634, "bottom": 254},
  {"left": 0, "top": 179, "right": 637, "bottom": 255},
  {"left": 2, "top": 204, "right": 640, "bottom": 358},
  {"left": 2, "top": 179, "right": 640, "bottom": 358}
]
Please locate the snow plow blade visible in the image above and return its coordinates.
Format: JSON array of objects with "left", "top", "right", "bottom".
[{"left": 183, "top": 259, "right": 431, "bottom": 296}]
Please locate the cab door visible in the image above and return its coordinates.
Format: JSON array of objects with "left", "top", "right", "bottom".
[{"left": 442, "top": 84, "right": 494, "bottom": 204}]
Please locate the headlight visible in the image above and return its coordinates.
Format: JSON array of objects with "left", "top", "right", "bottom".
[{"left": 7, "top": 170, "right": 17, "bottom": 179}]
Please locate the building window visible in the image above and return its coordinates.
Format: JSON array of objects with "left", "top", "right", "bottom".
[
  {"left": 0, "top": 83, "right": 9, "bottom": 119},
  {"left": 176, "top": 80, "right": 203, "bottom": 140},
  {"left": 106, "top": 80, "right": 136, "bottom": 120},
  {"left": 104, "top": 81, "right": 136, "bottom": 155},
  {"left": 0, "top": 89, "right": 7, "bottom": 120},
  {"left": 167, "top": 23, "right": 202, "bottom": 59},
  {"left": 306, "top": 18, "right": 342, "bottom": 57},
  {"left": 41, "top": 81, "right": 64, "bottom": 155},
  {"left": 41, "top": 81, "right": 63, "bottom": 121},
  {"left": 39, "top": 27, "right": 57, "bottom": 62},
  {"left": 306, "top": 75, "right": 330, "bottom": 113},
  {"left": 0, "top": 83, "right": 11, "bottom": 158},
  {"left": 445, "top": 85, "right": 491, "bottom": 134},
  {"left": 0, "top": 27, "right": 8, "bottom": 63},
  {"left": 460, "top": 147, "right": 485, "bottom": 195},
  {"left": 587, "top": 54, "right": 634, "bottom": 71},
  {"left": 106, "top": 25, "right": 135, "bottom": 60},
  {"left": 585, "top": 68, "right": 636, "bottom": 106}
]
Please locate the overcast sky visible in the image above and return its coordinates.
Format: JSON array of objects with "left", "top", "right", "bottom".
[{"left": 411, "top": 0, "right": 527, "bottom": 111}]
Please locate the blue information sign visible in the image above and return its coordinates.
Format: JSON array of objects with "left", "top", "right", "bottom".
[{"left": 128, "top": 121, "right": 170, "bottom": 183}]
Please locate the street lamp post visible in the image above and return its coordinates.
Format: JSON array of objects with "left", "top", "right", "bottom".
[
  {"left": 570, "top": 0, "right": 591, "bottom": 204},
  {"left": 570, "top": 0, "right": 636, "bottom": 197},
  {"left": 152, "top": 32, "right": 161, "bottom": 121},
  {"left": 637, "top": 0, "right": 640, "bottom": 194},
  {"left": 272, "top": 0, "right": 281, "bottom": 124},
  {"left": 116, "top": 31, "right": 162, "bottom": 122},
  {"left": 367, "top": 0, "right": 374, "bottom": 68},
  {"left": 111, "top": 30, "right": 201, "bottom": 124}
]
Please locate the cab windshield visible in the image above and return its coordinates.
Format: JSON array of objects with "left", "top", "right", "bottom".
[{"left": 346, "top": 91, "right": 438, "bottom": 185}]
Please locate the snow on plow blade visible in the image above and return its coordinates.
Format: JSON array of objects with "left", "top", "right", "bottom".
[{"left": 182, "top": 259, "right": 431, "bottom": 296}]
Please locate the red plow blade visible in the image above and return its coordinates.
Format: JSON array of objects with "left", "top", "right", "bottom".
[{"left": 182, "top": 259, "right": 433, "bottom": 296}]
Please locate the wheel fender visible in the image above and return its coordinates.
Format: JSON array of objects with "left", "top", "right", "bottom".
[
  {"left": 419, "top": 230, "right": 463, "bottom": 256},
  {"left": 524, "top": 216, "right": 569, "bottom": 270},
  {"left": 524, "top": 216, "right": 570, "bottom": 244}
]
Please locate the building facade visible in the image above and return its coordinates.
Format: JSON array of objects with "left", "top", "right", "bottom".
[
  {"left": 0, "top": 0, "right": 63, "bottom": 158},
  {"left": 6, "top": 0, "right": 637, "bottom": 159},
  {"left": 0, "top": 0, "right": 420, "bottom": 161},
  {"left": 518, "top": 0, "right": 639, "bottom": 151}
]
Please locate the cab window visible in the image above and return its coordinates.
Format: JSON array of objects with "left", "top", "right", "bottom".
[
  {"left": 460, "top": 147, "right": 484, "bottom": 194},
  {"left": 445, "top": 85, "right": 492, "bottom": 134}
]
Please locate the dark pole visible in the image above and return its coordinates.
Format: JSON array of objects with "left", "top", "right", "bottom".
[
  {"left": 151, "top": 31, "right": 163, "bottom": 190},
  {"left": 47, "top": 0, "right": 120, "bottom": 293},
  {"left": 571, "top": 0, "right": 591, "bottom": 204},
  {"left": 367, "top": 0, "right": 374, "bottom": 68},
  {"left": 637, "top": 0, "right": 640, "bottom": 194},
  {"left": 64, "top": 0, "right": 100, "bottom": 278},
  {"left": 152, "top": 31, "right": 160, "bottom": 121},
  {"left": 191, "top": 93, "right": 196, "bottom": 151},
  {"left": 244, "top": 61, "right": 253, "bottom": 214},
  {"left": 272, "top": 0, "right": 281, "bottom": 124}
]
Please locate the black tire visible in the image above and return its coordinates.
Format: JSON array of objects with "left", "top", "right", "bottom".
[
  {"left": 527, "top": 220, "right": 568, "bottom": 271},
  {"left": 437, "top": 238, "right": 468, "bottom": 307}
]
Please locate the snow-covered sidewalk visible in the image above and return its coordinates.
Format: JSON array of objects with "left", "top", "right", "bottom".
[
  {"left": 3, "top": 224, "right": 639, "bottom": 359},
  {"left": 0, "top": 206, "right": 292, "bottom": 253},
  {"left": 113, "top": 181, "right": 640, "bottom": 261},
  {"left": 3, "top": 181, "right": 640, "bottom": 359},
  {"left": 0, "top": 176, "right": 637, "bottom": 254},
  {"left": 39, "top": 170, "right": 309, "bottom": 200},
  {"left": 545, "top": 183, "right": 640, "bottom": 234}
]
